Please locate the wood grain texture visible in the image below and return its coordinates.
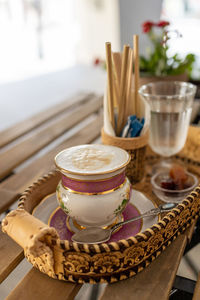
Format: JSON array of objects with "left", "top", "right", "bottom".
[
  {"left": 0, "top": 95, "right": 103, "bottom": 181},
  {"left": 0, "top": 112, "right": 102, "bottom": 283},
  {"left": 0, "top": 111, "right": 103, "bottom": 212},
  {"left": 186, "top": 220, "right": 197, "bottom": 243},
  {"left": 0, "top": 94, "right": 102, "bottom": 286},
  {"left": 100, "top": 233, "right": 187, "bottom": 300},
  {"left": 0, "top": 228, "right": 24, "bottom": 283},
  {"left": 0, "top": 189, "right": 21, "bottom": 213},
  {"left": 0, "top": 93, "right": 93, "bottom": 148},
  {"left": 6, "top": 268, "right": 81, "bottom": 300},
  {"left": 193, "top": 273, "right": 200, "bottom": 300}
]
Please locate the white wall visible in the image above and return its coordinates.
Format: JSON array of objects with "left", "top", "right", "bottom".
[
  {"left": 76, "top": 0, "right": 121, "bottom": 63},
  {"left": 118, "top": 0, "right": 163, "bottom": 54},
  {"left": 75, "top": 0, "right": 163, "bottom": 62}
]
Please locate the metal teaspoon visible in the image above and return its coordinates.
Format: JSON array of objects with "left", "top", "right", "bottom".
[{"left": 71, "top": 202, "right": 176, "bottom": 244}]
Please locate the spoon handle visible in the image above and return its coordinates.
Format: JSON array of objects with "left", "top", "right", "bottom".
[{"left": 111, "top": 207, "right": 160, "bottom": 232}]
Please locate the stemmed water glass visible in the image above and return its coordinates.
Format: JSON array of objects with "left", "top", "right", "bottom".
[
  {"left": 139, "top": 81, "right": 196, "bottom": 162},
  {"left": 139, "top": 81, "right": 197, "bottom": 202}
]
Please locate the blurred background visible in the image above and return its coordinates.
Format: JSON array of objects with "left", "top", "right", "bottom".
[
  {"left": 1, "top": 0, "right": 200, "bottom": 83},
  {"left": 1, "top": 0, "right": 200, "bottom": 130}
]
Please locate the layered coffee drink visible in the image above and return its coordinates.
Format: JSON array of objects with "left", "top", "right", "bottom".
[
  {"left": 55, "top": 144, "right": 130, "bottom": 176},
  {"left": 55, "top": 144, "right": 131, "bottom": 228}
]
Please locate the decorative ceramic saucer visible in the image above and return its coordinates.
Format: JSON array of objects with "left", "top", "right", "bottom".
[
  {"left": 65, "top": 212, "right": 124, "bottom": 233},
  {"left": 48, "top": 208, "right": 125, "bottom": 241},
  {"left": 33, "top": 189, "right": 158, "bottom": 243}
]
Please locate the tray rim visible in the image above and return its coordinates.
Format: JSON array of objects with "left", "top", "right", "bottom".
[
  {"left": 17, "top": 158, "right": 200, "bottom": 283},
  {"left": 18, "top": 169, "right": 200, "bottom": 253}
]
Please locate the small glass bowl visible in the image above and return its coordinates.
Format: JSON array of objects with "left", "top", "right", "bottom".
[{"left": 151, "top": 171, "right": 198, "bottom": 203}]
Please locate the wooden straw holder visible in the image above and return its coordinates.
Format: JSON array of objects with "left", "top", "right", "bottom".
[{"left": 101, "top": 128, "right": 148, "bottom": 184}]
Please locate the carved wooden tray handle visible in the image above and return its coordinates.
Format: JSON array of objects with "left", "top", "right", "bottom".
[{"left": 2, "top": 209, "right": 58, "bottom": 278}]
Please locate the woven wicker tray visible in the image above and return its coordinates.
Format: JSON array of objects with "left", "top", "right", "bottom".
[{"left": 2, "top": 153, "right": 194, "bottom": 283}]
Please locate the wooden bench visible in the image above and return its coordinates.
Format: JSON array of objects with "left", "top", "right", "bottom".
[
  {"left": 193, "top": 273, "right": 200, "bottom": 300},
  {"left": 0, "top": 92, "right": 199, "bottom": 300}
]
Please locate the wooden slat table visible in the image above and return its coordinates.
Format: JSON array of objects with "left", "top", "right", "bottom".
[
  {"left": 193, "top": 273, "right": 200, "bottom": 300},
  {"left": 0, "top": 93, "right": 199, "bottom": 300}
]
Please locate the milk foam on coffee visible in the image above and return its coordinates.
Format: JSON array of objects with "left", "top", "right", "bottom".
[
  {"left": 55, "top": 144, "right": 130, "bottom": 174},
  {"left": 71, "top": 147, "right": 113, "bottom": 170}
]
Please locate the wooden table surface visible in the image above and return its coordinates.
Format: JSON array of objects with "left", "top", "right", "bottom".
[{"left": 0, "top": 92, "right": 200, "bottom": 300}]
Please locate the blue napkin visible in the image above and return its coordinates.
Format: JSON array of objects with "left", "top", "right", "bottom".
[{"left": 121, "top": 115, "right": 144, "bottom": 138}]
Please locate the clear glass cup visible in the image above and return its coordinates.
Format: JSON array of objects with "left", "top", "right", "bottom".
[
  {"left": 139, "top": 81, "right": 196, "bottom": 158},
  {"left": 139, "top": 81, "right": 197, "bottom": 202}
]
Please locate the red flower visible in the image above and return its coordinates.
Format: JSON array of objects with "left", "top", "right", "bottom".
[
  {"left": 157, "top": 20, "right": 170, "bottom": 27},
  {"left": 94, "top": 58, "right": 100, "bottom": 66},
  {"left": 142, "top": 21, "right": 154, "bottom": 33}
]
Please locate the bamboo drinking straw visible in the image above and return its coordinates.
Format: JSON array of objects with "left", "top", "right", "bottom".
[
  {"left": 112, "top": 75, "right": 119, "bottom": 110},
  {"left": 112, "top": 52, "right": 122, "bottom": 109},
  {"left": 112, "top": 52, "right": 121, "bottom": 92},
  {"left": 105, "top": 42, "right": 115, "bottom": 130},
  {"left": 133, "top": 35, "right": 140, "bottom": 117},
  {"left": 117, "top": 45, "right": 130, "bottom": 136},
  {"left": 124, "top": 47, "right": 133, "bottom": 120}
]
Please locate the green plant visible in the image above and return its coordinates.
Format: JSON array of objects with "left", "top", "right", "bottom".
[{"left": 140, "top": 21, "right": 195, "bottom": 77}]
